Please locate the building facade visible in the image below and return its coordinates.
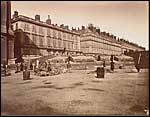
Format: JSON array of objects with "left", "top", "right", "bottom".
[
  {"left": 79, "top": 24, "right": 145, "bottom": 56},
  {"left": 1, "top": 1, "right": 14, "bottom": 65},
  {"left": 11, "top": 12, "right": 145, "bottom": 58},
  {"left": 79, "top": 24, "right": 122, "bottom": 56},
  {"left": 118, "top": 39, "right": 145, "bottom": 54},
  {"left": 11, "top": 12, "right": 81, "bottom": 58}
]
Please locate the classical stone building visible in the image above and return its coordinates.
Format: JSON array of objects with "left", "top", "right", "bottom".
[
  {"left": 79, "top": 24, "right": 122, "bottom": 56},
  {"left": 11, "top": 12, "right": 145, "bottom": 58},
  {"left": 11, "top": 12, "right": 81, "bottom": 58},
  {"left": 118, "top": 38, "right": 145, "bottom": 54},
  {"left": 1, "top": 1, "right": 14, "bottom": 65},
  {"left": 78, "top": 24, "right": 145, "bottom": 56}
]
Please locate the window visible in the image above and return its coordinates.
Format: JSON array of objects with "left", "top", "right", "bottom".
[
  {"left": 71, "top": 42, "right": 73, "bottom": 49},
  {"left": 47, "top": 37, "right": 51, "bottom": 47},
  {"left": 68, "top": 34, "right": 70, "bottom": 40},
  {"left": 39, "top": 27, "right": 44, "bottom": 35},
  {"left": 58, "top": 40, "right": 61, "bottom": 48},
  {"left": 56, "top": 39, "right": 58, "bottom": 47},
  {"left": 58, "top": 31, "right": 61, "bottom": 39},
  {"left": 32, "top": 25, "right": 37, "bottom": 33},
  {"left": 20, "top": 23, "right": 24, "bottom": 30},
  {"left": 47, "top": 29, "right": 51, "bottom": 36},
  {"left": 53, "top": 30, "right": 56, "bottom": 38},
  {"left": 68, "top": 41, "right": 71, "bottom": 49},
  {"left": 65, "top": 41, "right": 67, "bottom": 49},
  {"left": 53, "top": 39, "right": 56, "bottom": 47},
  {"left": 39, "top": 36, "right": 43, "bottom": 46},
  {"left": 32, "top": 35, "right": 36, "bottom": 45},
  {"left": 63, "top": 33, "right": 66, "bottom": 40},
  {"left": 55, "top": 30, "right": 58, "bottom": 38},
  {"left": 50, "top": 38, "right": 53, "bottom": 47},
  {"left": 75, "top": 42, "right": 77, "bottom": 50},
  {"left": 24, "top": 23, "right": 30, "bottom": 31},
  {"left": 63, "top": 41, "right": 66, "bottom": 48}
]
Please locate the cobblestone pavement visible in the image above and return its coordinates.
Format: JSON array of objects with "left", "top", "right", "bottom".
[{"left": 1, "top": 69, "right": 149, "bottom": 115}]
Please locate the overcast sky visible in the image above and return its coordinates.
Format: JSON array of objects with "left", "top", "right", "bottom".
[{"left": 11, "top": 1, "right": 149, "bottom": 50}]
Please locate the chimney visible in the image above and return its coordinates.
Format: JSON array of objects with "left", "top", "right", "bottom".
[
  {"left": 88, "top": 23, "right": 94, "bottom": 31},
  {"left": 106, "top": 33, "right": 109, "bottom": 36},
  {"left": 101, "top": 31, "right": 106, "bottom": 35},
  {"left": 65, "top": 25, "right": 69, "bottom": 30},
  {"left": 110, "top": 34, "right": 113, "bottom": 38},
  {"left": 35, "top": 15, "right": 40, "bottom": 21},
  {"left": 13, "top": 11, "right": 18, "bottom": 18},
  {"left": 46, "top": 15, "right": 51, "bottom": 25},
  {"left": 60, "top": 24, "right": 64, "bottom": 28},
  {"left": 81, "top": 26, "right": 85, "bottom": 30},
  {"left": 72, "top": 27, "right": 76, "bottom": 31},
  {"left": 96, "top": 28, "right": 100, "bottom": 34}
]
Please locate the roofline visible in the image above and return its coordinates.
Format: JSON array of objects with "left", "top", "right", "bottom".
[{"left": 11, "top": 15, "right": 80, "bottom": 36}]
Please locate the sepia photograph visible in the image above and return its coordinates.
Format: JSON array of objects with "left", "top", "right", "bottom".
[{"left": 1, "top": 1, "right": 149, "bottom": 115}]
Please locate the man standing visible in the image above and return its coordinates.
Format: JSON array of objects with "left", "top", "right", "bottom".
[
  {"left": 20, "top": 62, "right": 24, "bottom": 71},
  {"left": 103, "top": 60, "right": 106, "bottom": 68},
  {"left": 47, "top": 62, "right": 52, "bottom": 72},
  {"left": 66, "top": 55, "right": 73, "bottom": 73},
  {"left": 110, "top": 55, "right": 115, "bottom": 71},
  {"left": 110, "top": 61, "right": 115, "bottom": 71}
]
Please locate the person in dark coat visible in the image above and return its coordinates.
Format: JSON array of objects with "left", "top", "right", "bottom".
[
  {"left": 67, "top": 61, "right": 71, "bottom": 72},
  {"left": 20, "top": 62, "right": 24, "bottom": 71},
  {"left": 15, "top": 63, "right": 20, "bottom": 73},
  {"left": 24, "top": 64, "right": 28, "bottom": 71},
  {"left": 97, "top": 55, "right": 101, "bottom": 61},
  {"left": 2, "top": 63, "right": 7, "bottom": 75},
  {"left": 66, "top": 55, "right": 73, "bottom": 72},
  {"left": 110, "top": 61, "right": 115, "bottom": 71},
  {"left": 110, "top": 55, "right": 114, "bottom": 62},
  {"left": 47, "top": 62, "right": 52, "bottom": 72},
  {"left": 30, "top": 63, "right": 33, "bottom": 70},
  {"left": 103, "top": 60, "right": 106, "bottom": 67}
]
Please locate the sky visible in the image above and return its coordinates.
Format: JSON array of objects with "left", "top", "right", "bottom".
[{"left": 11, "top": 1, "right": 149, "bottom": 50}]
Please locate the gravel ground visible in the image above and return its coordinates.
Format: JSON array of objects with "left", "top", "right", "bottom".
[{"left": 1, "top": 69, "right": 149, "bottom": 115}]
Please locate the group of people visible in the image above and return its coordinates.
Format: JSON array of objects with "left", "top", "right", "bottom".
[
  {"left": 15, "top": 59, "right": 52, "bottom": 73},
  {"left": 32, "top": 60, "right": 52, "bottom": 73},
  {"left": 15, "top": 55, "right": 73, "bottom": 74},
  {"left": 14, "top": 55, "right": 115, "bottom": 74},
  {"left": 97, "top": 55, "right": 114, "bottom": 71},
  {"left": 15, "top": 62, "right": 28, "bottom": 73}
]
